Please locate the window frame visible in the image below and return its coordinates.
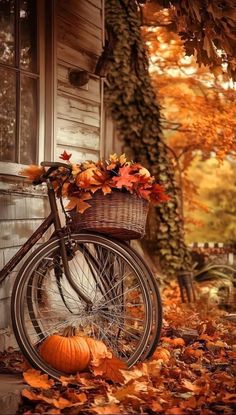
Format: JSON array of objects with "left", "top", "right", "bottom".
[{"left": 0, "top": 0, "right": 46, "bottom": 176}]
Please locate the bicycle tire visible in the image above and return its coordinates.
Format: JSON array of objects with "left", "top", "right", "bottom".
[
  {"left": 11, "top": 233, "right": 161, "bottom": 379},
  {"left": 122, "top": 242, "right": 162, "bottom": 357}
]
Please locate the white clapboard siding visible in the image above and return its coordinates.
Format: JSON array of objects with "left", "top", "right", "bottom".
[
  {"left": 56, "top": 146, "right": 99, "bottom": 162},
  {"left": 57, "top": 94, "right": 100, "bottom": 128},
  {"left": 57, "top": 119, "right": 100, "bottom": 151},
  {"left": 57, "top": 42, "right": 99, "bottom": 73},
  {"left": 57, "top": 16, "right": 102, "bottom": 56},
  {"left": 58, "top": 63, "right": 101, "bottom": 104},
  {"left": 58, "top": 0, "right": 102, "bottom": 28}
]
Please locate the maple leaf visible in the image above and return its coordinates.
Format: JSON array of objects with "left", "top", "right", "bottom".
[
  {"left": 91, "top": 355, "right": 126, "bottom": 384},
  {"left": 150, "top": 401, "right": 163, "bottom": 412},
  {"left": 23, "top": 369, "right": 54, "bottom": 390},
  {"left": 150, "top": 183, "right": 170, "bottom": 205},
  {"left": 119, "top": 153, "right": 127, "bottom": 165},
  {"left": 22, "top": 389, "right": 76, "bottom": 409},
  {"left": 109, "top": 153, "right": 118, "bottom": 163},
  {"left": 65, "top": 193, "right": 92, "bottom": 213},
  {"left": 152, "top": 347, "right": 171, "bottom": 362},
  {"left": 19, "top": 165, "right": 44, "bottom": 181},
  {"left": 86, "top": 337, "right": 112, "bottom": 365},
  {"left": 112, "top": 166, "right": 139, "bottom": 189},
  {"left": 181, "top": 379, "right": 202, "bottom": 394},
  {"left": 92, "top": 170, "right": 114, "bottom": 195},
  {"left": 114, "top": 379, "right": 148, "bottom": 402},
  {"left": 59, "top": 150, "right": 72, "bottom": 161},
  {"left": 91, "top": 404, "right": 121, "bottom": 414},
  {"left": 161, "top": 337, "right": 185, "bottom": 347},
  {"left": 76, "top": 168, "right": 100, "bottom": 189}
]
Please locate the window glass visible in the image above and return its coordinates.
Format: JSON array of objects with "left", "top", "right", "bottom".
[
  {"left": 0, "top": 0, "right": 38, "bottom": 165},
  {"left": 20, "top": 75, "right": 37, "bottom": 164},
  {"left": 0, "top": 0, "right": 15, "bottom": 65},
  {"left": 20, "top": 0, "right": 37, "bottom": 72},
  {"left": 0, "top": 67, "right": 16, "bottom": 162}
]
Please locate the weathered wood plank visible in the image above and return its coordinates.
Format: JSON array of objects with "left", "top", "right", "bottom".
[
  {"left": 57, "top": 16, "right": 102, "bottom": 56},
  {"left": 57, "top": 94, "right": 100, "bottom": 127},
  {"left": 58, "top": 9, "right": 102, "bottom": 40},
  {"left": 56, "top": 146, "right": 99, "bottom": 163},
  {"left": 57, "top": 42, "right": 98, "bottom": 73},
  {"left": 0, "top": 194, "right": 49, "bottom": 220},
  {"left": 57, "top": 119, "right": 100, "bottom": 150},
  {"left": 0, "top": 219, "right": 49, "bottom": 249},
  {"left": 57, "top": 63, "right": 101, "bottom": 103},
  {"left": 87, "top": 0, "right": 102, "bottom": 8},
  {"left": 57, "top": 0, "right": 102, "bottom": 28}
]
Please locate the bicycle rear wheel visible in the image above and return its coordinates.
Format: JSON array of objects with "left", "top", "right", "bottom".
[{"left": 11, "top": 233, "right": 160, "bottom": 378}]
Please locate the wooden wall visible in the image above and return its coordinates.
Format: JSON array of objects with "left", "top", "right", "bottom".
[
  {"left": 0, "top": 0, "right": 105, "bottom": 347},
  {"left": 56, "top": 0, "right": 104, "bottom": 162}
]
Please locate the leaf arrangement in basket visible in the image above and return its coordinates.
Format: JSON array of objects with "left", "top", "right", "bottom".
[{"left": 20, "top": 152, "right": 170, "bottom": 213}]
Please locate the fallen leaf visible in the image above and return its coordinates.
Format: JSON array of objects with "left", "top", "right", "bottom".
[
  {"left": 23, "top": 369, "right": 54, "bottom": 390},
  {"left": 22, "top": 389, "right": 76, "bottom": 409},
  {"left": 91, "top": 404, "right": 121, "bottom": 414},
  {"left": 92, "top": 355, "right": 126, "bottom": 383},
  {"left": 161, "top": 337, "right": 185, "bottom": 347},
  {"left": 152, "top": 347, "right": 171, "bottom": 362}
]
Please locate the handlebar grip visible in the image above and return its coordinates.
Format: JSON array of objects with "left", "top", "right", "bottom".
[{"left": 41, "top": 161, "right": 72, "bottom": 171}]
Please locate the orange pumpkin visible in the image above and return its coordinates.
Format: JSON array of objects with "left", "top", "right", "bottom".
[{"left": 40, "top": 326, "right": 91, "bottom": 373}]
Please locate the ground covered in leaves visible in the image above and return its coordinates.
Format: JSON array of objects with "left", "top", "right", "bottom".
[{"left": 5, "top": 283, "right": 236, "bottom": 414}]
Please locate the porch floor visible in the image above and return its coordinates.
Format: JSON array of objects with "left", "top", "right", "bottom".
[{"left": 0, "top": 374, "right": 26, "bottom": 415}]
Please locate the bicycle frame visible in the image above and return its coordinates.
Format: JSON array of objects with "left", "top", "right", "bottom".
[{"left": 0, "top": 179, "right": 92, "bottom": 304}]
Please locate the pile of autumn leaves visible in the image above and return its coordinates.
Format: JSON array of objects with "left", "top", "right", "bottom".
[
  {"left": 21, "top": 153, "right": 169, "bottom": 214},
  {"left": 20, "top": 283, "right": 236, "bottom": 415}
]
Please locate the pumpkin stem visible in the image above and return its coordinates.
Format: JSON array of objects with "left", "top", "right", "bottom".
[{"left": 62, "top": 325, "right": 76, "bottom": 337}]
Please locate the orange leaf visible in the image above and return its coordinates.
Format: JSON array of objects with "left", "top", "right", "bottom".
[
  {"left": 19, "top": 165, "right": 44, "bottom": 181},
  {"left": 114, "top": 379, "right": 148, "bottom": 402},
  {"left": 85, "top": 337, "right": 112, "bottom": 365},
  {"left": 150, "top": 401, "right": 163, "bottom": 412},
  {"left": 185, "top": 347, "right": 203, "bottom": 358},
  {"left": 92, "top": 355, "right": 126, "bottom": 383},
  {"left": 22, "top": 389, "right": 76, "bottom": 409},
  {"left": 161, "top": 337, "right": 185, "bottom": 347},
  {"left": 112, "top": 165, "right": 139, "bottom": 189},
  {"left": 66, "top": 194, "right": 92, "bottom": 214},
  {"left": 152, "top": 347, "right": 171, "bottom": 362},
  {"left": 23, "top": 369, "right": 54, "bottom": 390},
  {"left": 91, "top": 405, "right": 121, "bottom": 414},
  {"left": 166, "top": 408, "right": 185, "bottom": 415},
  {"left": 181, "top": 379, "right": 202, "bottom": 393}
]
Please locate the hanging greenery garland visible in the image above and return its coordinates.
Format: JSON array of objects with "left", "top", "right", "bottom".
[{"left": 104, "top": 0, "right": 193, "bottom": 276}]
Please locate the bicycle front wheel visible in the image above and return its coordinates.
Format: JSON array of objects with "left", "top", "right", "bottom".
[{"left": 11, "top": 233, "right": 156, "bottom": 378}]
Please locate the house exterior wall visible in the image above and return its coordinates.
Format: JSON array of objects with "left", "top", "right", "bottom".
[
  {"left": 55, "top": 0, "right": 104, "bottom": 162},
  {"left": 0, "top": 0, "right": 105, "bottom": 349}
]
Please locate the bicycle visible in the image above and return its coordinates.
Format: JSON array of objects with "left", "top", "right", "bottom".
[{"left": 0, "top": 161, "right": 162, "bottom": 379}]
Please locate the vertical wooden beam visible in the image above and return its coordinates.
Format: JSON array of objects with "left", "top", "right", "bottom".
[{"left": 44, "top": 0, "right": 57, "bottom": 162}]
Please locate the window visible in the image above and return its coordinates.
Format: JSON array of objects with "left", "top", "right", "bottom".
[{"left": 0, "top": 0, "right": 39, "bottom": 165}]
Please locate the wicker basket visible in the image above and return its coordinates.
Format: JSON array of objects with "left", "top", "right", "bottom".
[{"left": 69, "top": 191, "right": 149, "bottom": 240}]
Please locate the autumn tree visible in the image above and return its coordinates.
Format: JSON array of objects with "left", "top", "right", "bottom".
[
  {"left": 100, "top": 0, "right": 236, "bottom": 301},
  {"left": 143, "top": 24, "right": 236, "bottom": 224}
]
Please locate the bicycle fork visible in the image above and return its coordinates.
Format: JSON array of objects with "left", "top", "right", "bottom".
[{"left": 47, "top": 179, "right": 92, "bottom": 306}]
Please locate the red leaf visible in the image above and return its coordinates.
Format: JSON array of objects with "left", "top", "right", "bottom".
[
  {"left": 59, "top": 150, "right": 72, "bottom": 161},
  {"left": 112, "top": 166, "right": 139, "bottom": 189}
]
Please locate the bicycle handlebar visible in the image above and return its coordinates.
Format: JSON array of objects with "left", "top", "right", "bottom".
[
  {"left": 41, "top": 161, "right": 72, "bottom": 171},
  {"left": 32, "top": 161, "right": 72, "bottom": 185}
]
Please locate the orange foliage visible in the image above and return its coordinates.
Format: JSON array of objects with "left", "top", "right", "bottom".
[{"left": 142, "top": 25, "right": 236, "bottom": 223}]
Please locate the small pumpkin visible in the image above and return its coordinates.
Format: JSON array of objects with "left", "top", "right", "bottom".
[
  {"left": 39, "top": 326, "right": 91, "bottom": 373},
  {"left": 85, "top": 337, "right": 112, "bottom": 364}
]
